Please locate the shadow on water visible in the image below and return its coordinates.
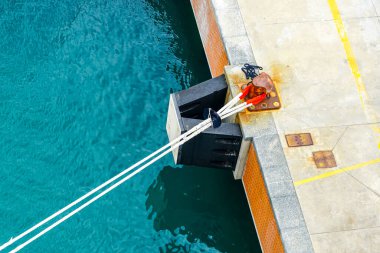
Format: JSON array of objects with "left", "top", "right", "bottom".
[
  {"left": 0, "top": 0, "right": 262, "bottom": 251},
  {"left": 143, "top": 2, "right": 262, "bottom": 252},
  {"left": 146, "top": 166, "right": 262, "bottom": 253},
  {"left": 143, "top": 0, "right": 211, "bottom": 89}
]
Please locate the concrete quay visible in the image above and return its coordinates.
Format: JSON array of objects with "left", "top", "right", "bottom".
[{"left": 191, "top": 0, "right": 380, "bottom": 252}]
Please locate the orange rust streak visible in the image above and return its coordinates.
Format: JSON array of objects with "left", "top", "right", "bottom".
[
  {"left": 243, "top": 144, "right": 285, "bottom": 253},
  {"left": 270, "top": 64, "right": 284, "bottom": 85},
  {"left": 191, "top": 0, "right": 228, "bottom": 77}
]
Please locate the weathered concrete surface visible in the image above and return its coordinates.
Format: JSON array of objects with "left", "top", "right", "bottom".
[
  {"left": 224, "top": 65, "right": 313, "bottom": 253},
  {"left": 208, "top": 0, "right": 314, "bottom": 251},
  {"left": 192, "top": 0, "right": 380, "bottom": 251},
  {"left": 235, "top": 0, "right": 380, "bottom": 252}
]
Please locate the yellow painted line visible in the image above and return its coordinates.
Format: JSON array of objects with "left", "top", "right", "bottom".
[
  {"left": 327, "top": 0, "right": 369, "bottom": 108},
  {"left": 294, "top": 158, "right": 380, "bottom": 186},
  {"left": 328, "top": 0, "right": 380, "bottom": 149}
]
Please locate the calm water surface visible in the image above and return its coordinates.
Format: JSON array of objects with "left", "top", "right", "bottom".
[{"left": 0, "top": 0, "right": 261, "bottom": 252}]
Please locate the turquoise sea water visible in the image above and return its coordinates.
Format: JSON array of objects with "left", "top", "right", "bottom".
[{"left": 0, "top": 0, "right": 261, "bottom": 252}]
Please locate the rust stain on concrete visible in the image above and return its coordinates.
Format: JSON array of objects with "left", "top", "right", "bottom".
[
  {"left": 270, "top": 64, "right": 285, "bottom": 86},
  {"left": 229, "top": 73, "right": 246, "bottom": 85}
]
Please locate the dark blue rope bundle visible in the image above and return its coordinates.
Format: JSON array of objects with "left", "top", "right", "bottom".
[{"left": 241, "top": 63, "right": 263, "bottom": 79}]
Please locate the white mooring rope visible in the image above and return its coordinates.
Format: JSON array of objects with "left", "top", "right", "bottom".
[{"left": 1, "top": 93, "right": 253, "bottom": 252}]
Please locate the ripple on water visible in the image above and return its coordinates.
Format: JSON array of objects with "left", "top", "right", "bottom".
[{"left": 0, "top": 0, "right": 260, "bottom": 252}]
